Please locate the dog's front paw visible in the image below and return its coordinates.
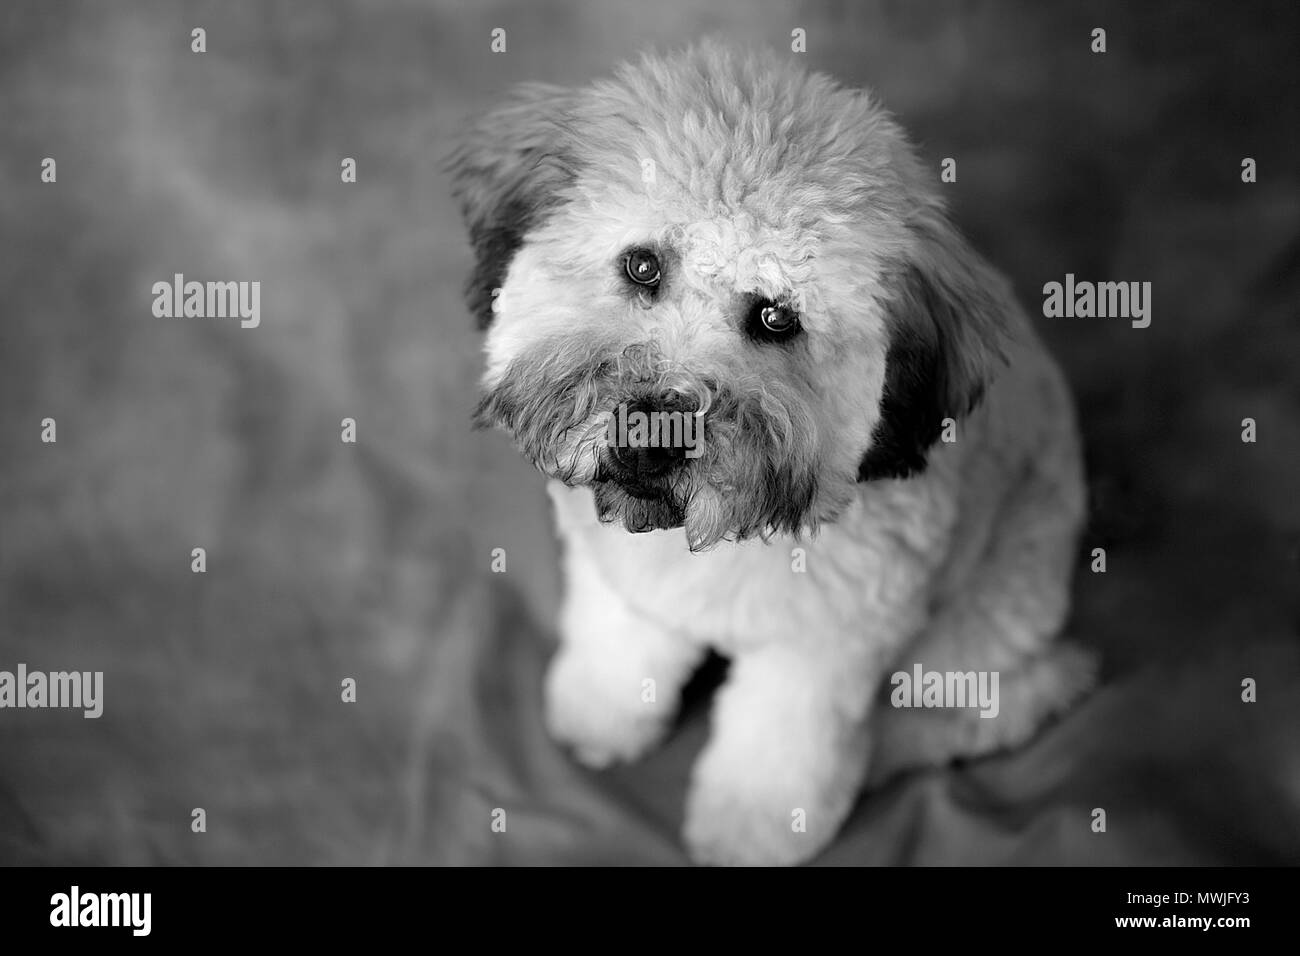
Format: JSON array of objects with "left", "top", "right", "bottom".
[
  {"left": 544, "top": 646, "right": 672, "bottom": 769},
  {"left": 682, "top": 744, "right": 860, "bottom": 866}
]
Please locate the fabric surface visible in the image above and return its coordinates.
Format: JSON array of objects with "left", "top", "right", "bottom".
[{"left": 1, "top": 0, "right": 1297, "bottom": 865}]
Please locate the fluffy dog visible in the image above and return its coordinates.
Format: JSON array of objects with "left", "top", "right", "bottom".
[{"left": 450, "top": 42, "right": 1096, "bottom": 865}]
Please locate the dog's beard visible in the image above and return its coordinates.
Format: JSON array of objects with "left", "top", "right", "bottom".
[
  {"left": 475, "top": 341, "right": 824, "bottom": 550},
  {"left": 591, "top": 465, "right": 687, "bottom": 534}
]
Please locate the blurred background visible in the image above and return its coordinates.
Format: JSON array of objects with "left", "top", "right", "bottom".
[{"left": 1, "top": 0, "right": 1297, "bottom": 865}]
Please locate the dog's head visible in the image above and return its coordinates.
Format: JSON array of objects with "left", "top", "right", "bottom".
[{"left": 450, "top": 43, "right": 1011, "bottom": 550}]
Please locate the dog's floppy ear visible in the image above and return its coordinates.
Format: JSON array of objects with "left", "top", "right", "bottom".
[
  {"left": 858, "top": 211, "right": 1012, "bottom": 481},
  {"left": 445, "top": 84, "right": 579, "bottom": 329}
]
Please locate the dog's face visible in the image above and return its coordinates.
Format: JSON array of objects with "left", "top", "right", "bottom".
[{"left": 451, "top": 44, "right": 1010, "bottom": 550}]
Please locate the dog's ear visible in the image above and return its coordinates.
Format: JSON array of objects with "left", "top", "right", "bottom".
[
  {"left": 445, "top": 84, "right": 579, "bottom": 329},
  {"left": 858, "top": 211, "right": 1012, "bottom": 481}
]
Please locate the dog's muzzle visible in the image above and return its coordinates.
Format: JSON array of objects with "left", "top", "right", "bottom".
[{"left": 589, "top": 388, "right": 701, "bottom": 531}]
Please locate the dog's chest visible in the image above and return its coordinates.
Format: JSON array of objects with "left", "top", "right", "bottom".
[
  {"left": 550, "top": 482, "right": 921, "bottom": 653},
  {"left": 595, "top": 528, "right": 799, "bottom": 651}
]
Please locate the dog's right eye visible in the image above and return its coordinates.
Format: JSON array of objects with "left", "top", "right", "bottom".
[{"left": 624, "top": 249, "right": 661, "bottom": 287}]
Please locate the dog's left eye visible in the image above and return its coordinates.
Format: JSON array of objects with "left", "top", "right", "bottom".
[
  {"left": 624, "top": 249, "right": 661, "bottom": 287},
  {"left": 747, "top": 299, "right": 802, "bottom": 342}
]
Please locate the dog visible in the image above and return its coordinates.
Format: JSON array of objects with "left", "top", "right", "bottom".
[{"left": 450, "top": 42, "right": 1097, "bottom": 865}]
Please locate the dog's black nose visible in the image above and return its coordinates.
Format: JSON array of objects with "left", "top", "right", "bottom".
[
  {"left": 608, "top": 392, "right": 700, "bottom": 480},
  {"left": 611, "top": 436, "right": 682, "bottom": 478}
]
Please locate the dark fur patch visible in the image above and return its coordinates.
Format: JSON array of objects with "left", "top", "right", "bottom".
[
  {"left": 445, "top": 85, "right": 580, "bottom": 328},
  {"left": 463, "top": 194, "right": 538, "bottom": 330},
  {"left": 857, "top": 322, "right": 946, "bottom": 481},
  {"left": 858, "top": 249, "right": 1005, "bottom": 482},
  {"left": 456, "top": 165, "right": 576, "bottom": 329}
]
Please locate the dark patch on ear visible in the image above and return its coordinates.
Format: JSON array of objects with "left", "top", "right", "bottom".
[
  {"left": 463, "top": 192, "right": 545, "bottom": 330},
  {"left": 444, "top": 84, "right": 579, "bottom": 329},
  {"left": 857, "top": 256, "right": 1003, "bottom": 482},
  {"left": 857, "top": 322, "right": 945, "bottom": 481}
]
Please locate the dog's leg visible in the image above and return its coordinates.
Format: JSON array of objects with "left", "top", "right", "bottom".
[
  {"left": 544, "top": 535, "right": 704, "bottom": 769},
  {"left": 869, "top": 451, "right": 1096, "bottom": 786},
  {"left": 683, "top": 641, "right": 884, "bottom": 866}
]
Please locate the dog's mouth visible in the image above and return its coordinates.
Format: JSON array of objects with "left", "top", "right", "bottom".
[
  {"left": 593, "top": 482, "right": 686, "bottom": 532},
  {"left": 591, "top": 455, "right": 687, "bottom": 532}
]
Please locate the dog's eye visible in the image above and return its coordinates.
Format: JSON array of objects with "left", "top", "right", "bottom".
[
  {"left": 760, "top": 305, "right": 798, "bottom": 334},
  {"left": 624, "top": 249, "right": 661, "bottom": 287},
  {"left": 747, "top": 299, "right": 801, "bottom": 342}
]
